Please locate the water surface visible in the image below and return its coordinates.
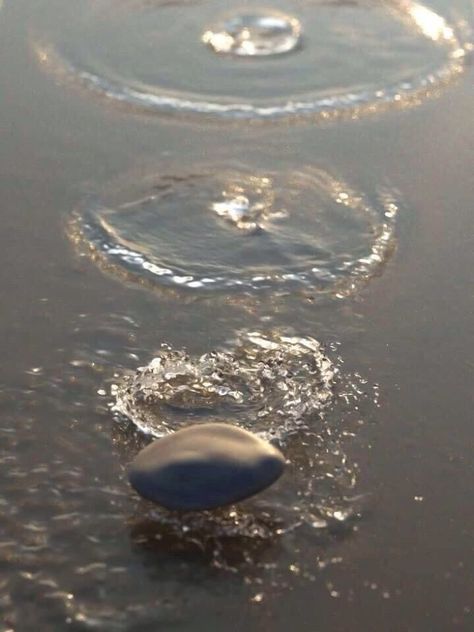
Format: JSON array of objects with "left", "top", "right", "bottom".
[{"left": 0, "top": 0, "right": 473, "bottom": 630}]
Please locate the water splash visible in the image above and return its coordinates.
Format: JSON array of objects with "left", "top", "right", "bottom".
[
  {"left": 112, "top": 331, "right": 337, "bottom": 440},
  {"left": 202, "top": 10, "right": 302, "bottom": 57},
  {"left": 112, "top": 330, "right": 371, "bottom": 548},
  {"left": 68, "top": 166, "right": 399, "bottom": 295},
  {"left": 0, "top": 313, "right": 376, "bottom": 627},
  {"left": 31, "top": 0, "right": 471, "bottom": 122}
]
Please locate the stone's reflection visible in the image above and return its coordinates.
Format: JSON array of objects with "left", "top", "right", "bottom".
[
  {"left": 68, "top": 166, "right": 399, "bottom": 295},
  {"left": 129, "top": 505, "right": 279, "bottom": 570},
  {"left": 30, "top": 0, "right": 470, "bottom": 121},
  {"left": 202, "top": 10, "right": 302, "bottom": 57}
]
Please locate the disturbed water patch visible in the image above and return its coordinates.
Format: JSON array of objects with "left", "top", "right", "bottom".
[
  {"left": 0, "top": 317, "right": 375, "bottom": 627},
  {"left": 30, "top": 0, "right": 470, "bottom": 121},
  {"left": 68, "top": 165, "right": 399, "bottom": 295},
  {"left": 112, "top": 330, "right": 370, "bottom": 544}
]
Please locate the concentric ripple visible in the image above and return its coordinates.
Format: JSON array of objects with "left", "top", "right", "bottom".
[
  {"left": 31, "top": 0, "right": 470, "bottom": 121},
  {"left": 69, "top": 166, "right": 399, "bottom": 294}
]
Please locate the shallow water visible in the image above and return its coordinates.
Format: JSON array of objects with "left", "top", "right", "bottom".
[{"left": 1, "top": 0, "right": 474, "bottom": 630}]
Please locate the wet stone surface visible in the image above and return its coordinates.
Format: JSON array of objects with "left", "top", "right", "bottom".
[{"left": 128, "top": 423, "right": 286, "bottom": 511}]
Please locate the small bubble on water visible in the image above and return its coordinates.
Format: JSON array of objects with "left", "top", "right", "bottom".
[{"left": 202, "top": 10, "right": 302, "bottom": 57}]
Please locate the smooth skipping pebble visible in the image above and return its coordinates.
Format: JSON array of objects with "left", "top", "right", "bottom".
[{"left": 128, "top": 423, "right": 285, "bottom": 511}]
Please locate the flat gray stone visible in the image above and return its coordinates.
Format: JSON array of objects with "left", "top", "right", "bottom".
[{"left": 128, "top": 423, "right": 285, "bottom": 511}]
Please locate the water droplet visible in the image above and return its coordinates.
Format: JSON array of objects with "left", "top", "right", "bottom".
[
  {"left": 202, "top": 10, "right": 302, "bottom": 57},
  {"left": 211, "top": 175, "right": 284, "bottom": 231},
  {"left": 213, "top": 195, "right": 251, "bottom": 223}
]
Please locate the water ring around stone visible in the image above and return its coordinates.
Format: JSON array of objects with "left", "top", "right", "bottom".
[
  {"left": 68, "top": 165, "right": 400, "bottom": 296},
  {"left": 30, "top": 0, "right": 471, "bottom": 121}
]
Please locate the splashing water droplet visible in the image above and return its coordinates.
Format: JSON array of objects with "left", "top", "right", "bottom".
[
  {"left": 202, "top": 10, "right": 302, "bottom": 57},
  {"left": 213, "top": 195, "right": 253, "bottom": 226}
]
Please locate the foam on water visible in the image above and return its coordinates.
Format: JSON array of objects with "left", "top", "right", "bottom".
[
  {"left": 30, "top": 0, "right": 471, "bottom": 121},
  {"left": 68, "top": 166, "right": 399, "bottom": 295}
]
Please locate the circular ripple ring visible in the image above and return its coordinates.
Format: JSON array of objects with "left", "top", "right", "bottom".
[{"left": 32, "top": 0, "right": 471, "bottom": 122}]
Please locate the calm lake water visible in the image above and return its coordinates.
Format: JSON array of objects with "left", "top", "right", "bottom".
[{"left": 0, "top": 1, "right": 473, "bottom": 630}]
